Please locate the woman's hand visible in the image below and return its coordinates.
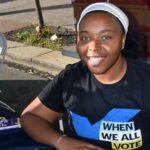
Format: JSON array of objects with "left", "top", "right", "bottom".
[{"left": 56, "top": 136, "right": 106, "bottom": 150}]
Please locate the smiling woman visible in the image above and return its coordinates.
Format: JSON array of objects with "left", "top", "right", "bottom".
[
  {"left": 77, "top": 12, "right": 126, "bottom": 78},
  {"left": 76, "top": 3, "right": 128, "bottom": 83},
  {"left": 21, "top": 2, "right": 150, "bottom": 150}
]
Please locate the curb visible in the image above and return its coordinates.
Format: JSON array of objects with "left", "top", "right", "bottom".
[{"left": 6, "top": 41, "right": 79, "bottom": 76}]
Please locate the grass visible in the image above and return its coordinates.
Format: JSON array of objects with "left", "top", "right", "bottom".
[{"left": 5, "top": 25, "right": 76, "bottom": 51}]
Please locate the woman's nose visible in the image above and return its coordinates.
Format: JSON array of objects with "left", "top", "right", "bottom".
[{"left": 88, "top": 39, "right": 101, "bottom": 51}]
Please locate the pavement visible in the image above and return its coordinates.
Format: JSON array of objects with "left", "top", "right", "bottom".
[
  {"left": 0, "top": 0, "right": 80, "bottom": 77},
  {"left": 6, "top": 41, "right": 79, "bottom": 76}
]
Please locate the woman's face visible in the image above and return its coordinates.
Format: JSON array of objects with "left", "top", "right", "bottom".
[{"left": 77, "top": 12, "right": 126, "bottom": 75}]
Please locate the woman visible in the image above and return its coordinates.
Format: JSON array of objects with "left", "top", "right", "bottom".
[{"left": 21, "top": 2, "right": 150, "bottom": 150}]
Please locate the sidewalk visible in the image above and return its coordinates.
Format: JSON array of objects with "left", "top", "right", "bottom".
[{"left": 6, "top": 40, "right": 79, "bottom": 76}]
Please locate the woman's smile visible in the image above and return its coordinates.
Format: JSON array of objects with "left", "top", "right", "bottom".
[{"left": 88, "top": 56, "right": 105, "bottom": 66}]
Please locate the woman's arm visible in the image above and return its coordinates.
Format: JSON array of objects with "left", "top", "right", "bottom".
[
  {"left": 21, "top": 97, "right": 106, "bottom": 150},
  {"left": 21, "top": 96, "right": 64, "bottom": 146}
]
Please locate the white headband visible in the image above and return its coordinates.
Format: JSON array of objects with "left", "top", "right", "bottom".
[{"left": 77, "top": 2, "right": 129, "bottom": 34}]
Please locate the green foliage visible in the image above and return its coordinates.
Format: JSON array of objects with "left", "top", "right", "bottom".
[
  {"left": 16, "top": 31, "right": 30, "bottom": 41},
  {"left": 15, "top": 26, "right": 63, "bottom": 50}
]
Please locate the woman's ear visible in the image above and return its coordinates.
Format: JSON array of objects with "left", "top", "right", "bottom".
[
  {"left": 121, "top": 35, "right": 126, "bottom": 50},
  {"left": 76, "top": 33, "right": 80, "bottom": 43}
]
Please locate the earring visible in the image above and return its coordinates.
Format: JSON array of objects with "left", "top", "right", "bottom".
[{"left": 121, "top": 45, "right": 125, "bottom": 50}]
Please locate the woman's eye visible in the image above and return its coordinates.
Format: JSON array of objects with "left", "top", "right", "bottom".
[
  {"left": 80, "top": 36, "right": 90, "bottom": 41},
  {"left": 101, "top": 35, "right": 111, "bottom": 41}
]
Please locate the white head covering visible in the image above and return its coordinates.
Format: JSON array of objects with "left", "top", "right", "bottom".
[{"left": 77, "top": 2, "right": 129, "bottom": 34}]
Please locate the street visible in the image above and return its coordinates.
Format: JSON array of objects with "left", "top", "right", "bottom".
[
  {"left": 0, "top": 0, "right": 75, "bottom": 31},
  {"left": 0, "top": 64, "right": 50, "bottom": 114}
]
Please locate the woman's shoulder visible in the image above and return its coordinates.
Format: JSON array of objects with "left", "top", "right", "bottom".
[
  {"left": 62, "top": 61, "right": 88, "bottom": 74},
  {"left": 127, "top": 58, "right": 150, "bottom": 79},
  {"left": 128, "top": 58, "right": 150, "bottom": 70},
  {"left": 57, "top": 61, "right": 89, "bottom": 80}
]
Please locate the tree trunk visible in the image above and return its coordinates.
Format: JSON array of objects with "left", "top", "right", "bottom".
[{"left": 34, "top": 0, "right": 44, "bottom": 28}]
